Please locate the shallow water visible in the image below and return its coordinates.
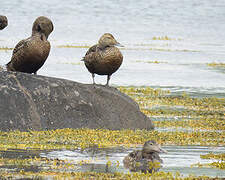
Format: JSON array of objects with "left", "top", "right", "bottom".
[
  {"left": 40, "top": 146, "right": 225, "bottom": 177},
  {"left": 0, "top": 146, "right": 224, "bottom": 178}
]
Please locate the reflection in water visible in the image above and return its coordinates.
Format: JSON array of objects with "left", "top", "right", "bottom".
[{"left": 0, "top": 149, "right": 42, "bottom": 173}]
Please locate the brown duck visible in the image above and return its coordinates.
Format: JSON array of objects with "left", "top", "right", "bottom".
[
  {"left": 0, "top": 15, "right": 8, "bottom": 30},
  {"left": 82, "top": 33, "right": 123, "bottom": 86},
  {"left": 123, "top": 140, "right": 167, "bottom": 173},
  {"left": 7, "top": 16, "right": 53, "bottom": 74}
]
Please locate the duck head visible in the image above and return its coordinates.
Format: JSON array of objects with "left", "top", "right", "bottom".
[
  {"left": 32, "top": 16, "right": 54, "bottom": 40},
  {"left": 142, "top": 140, "right": 167, "bottom": 154},
  {"left": 0, "top": 15, "right": 8, "bottom": 30},
  {"left": 98, "top": 33, "right": 123, "bottom": 49}
]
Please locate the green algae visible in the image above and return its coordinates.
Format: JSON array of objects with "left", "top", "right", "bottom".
[
  {"left": 0, "top": 167, "right": 220, "bottom": 180},
  {"left": 0, "top": 156, "right": 77, "bottom": 171},
  {"left": 119, "top": 86, "right": 225, "bottom": 131},
  {"left": 200, "top": 153, "right": 225, "bottom": 161},
  {"left": 0, "top": 150, "right": 224, "bottom": 179},
  {"left": 0, "top": 47, "right": 13, "bottom": 51},
  {"left": 60, "top": 62, "right": 82, "bottom": 65},
  {"left": 152, "top": 36, "right": 182, "bottom": 41},
  {"left": 207, "top": 63, "right": 225, "bottom": 68},
  {"left": 0, "top": 128, "right": 224, "bottom": 152},
  {"left": 149, "top": 47, "right": 200, "bottom": 52},
  {"left": 0, "top": 86, "right": 224, "bottom": 152},
  {"left": 0, "top": 86, "right": 224, "bottom": 179},
  {"left": 207, "top": 62, "right": 225, "bottom": 74},
  {"left": 192, "top": 161, "right": 225, "bottom": 170},
  {"left": 153, "top": 116, "right": 225, "bottom": 131},
  {"left": 192, "top": 153, "right": 225, "bottom": 170},
  {"left": 195, "top": 153, "right": 225, "bottom": 170},
  {"left": 135, "top": 60, "right": 168, "bottom": 64},
  {"left": 57, "top": 45, "right": 90, "bottom": 48}
]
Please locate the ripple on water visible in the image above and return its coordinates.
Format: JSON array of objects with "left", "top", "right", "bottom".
[{"left": 39, "top": 146, "right": 225, "bottom": 177}]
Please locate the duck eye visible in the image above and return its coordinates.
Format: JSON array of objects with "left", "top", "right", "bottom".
[{"left": 37, "top": 24, "right": 41, "bottom": 32}]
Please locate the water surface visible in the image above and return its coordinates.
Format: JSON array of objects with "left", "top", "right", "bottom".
[
  {"left": 0, "top": 0, "right": 225, "bottom": 96},
  {"left": 0, "top": 146, "right": 224, "bottom": 177}
]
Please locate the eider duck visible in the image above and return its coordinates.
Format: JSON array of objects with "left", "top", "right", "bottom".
[
  {"left": 7, "top": 16, "right": 53, "bottom": 74},
  {"left": 123, "top": 140, "right": 167, "bottom": 173},
  {"left": 82, "top": 33, "right": 123, "bottom": 86},
  {"left": 0, "top": 15, "right": 8, "bottom": 30}
]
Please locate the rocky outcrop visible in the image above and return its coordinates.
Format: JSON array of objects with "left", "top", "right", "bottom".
[{"left": 0, "top": 71, "right": 154, "bottom": 131}]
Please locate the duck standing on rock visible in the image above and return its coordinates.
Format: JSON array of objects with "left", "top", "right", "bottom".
[
  {"left": 0, "top": 15, "right": 8, "bottom": 30},
  {"left": 82, "top": 33, "right": 123, "bottom": 86},
  {"left": 7, "top": 16, "right": 53, "bottom": 74},
  {"left": 123, "top": 140, "right": 167, "bottom": 173}
]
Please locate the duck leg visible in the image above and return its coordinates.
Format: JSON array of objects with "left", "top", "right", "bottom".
[
  {"left": 92, "top": 73, "right": 96, "bottom": 84},
  {"left": 106, "top": 75, "right": 111, "bottom": 86}
]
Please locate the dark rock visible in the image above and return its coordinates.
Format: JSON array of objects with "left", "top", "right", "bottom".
[{"left": 0, "top": 71, "right": 154, "bottom": 131}]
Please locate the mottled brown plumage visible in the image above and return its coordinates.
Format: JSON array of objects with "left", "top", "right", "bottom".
[
  {"left": 82, "top": 33, "right": 123, "bottom": 86},
  {"left": 7, "top": 16, "right": 53, "bottom": 74},
  {"left": 0, "top": 15, "right": 8, "bottom": 30},
  {"left": 123, "top": 140, "right": 167, "bottom": 173}
]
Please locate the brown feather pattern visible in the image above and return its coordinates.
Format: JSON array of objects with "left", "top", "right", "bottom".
[
  {"left": 0, "top": 15, "right": 7, "bottom": 30},
  {"left": 83, "top": 33, "right": 123, "bottom": 85},
  {"left": 123, "top": 140, "right": 166, "bottom": 173},
  {"left": 6, "top": 16, "right": 53, "bottom": 74}
]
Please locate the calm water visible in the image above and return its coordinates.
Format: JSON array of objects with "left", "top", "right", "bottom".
[{"left": 0, "top": 0, "right": 225, "bottom": 96}]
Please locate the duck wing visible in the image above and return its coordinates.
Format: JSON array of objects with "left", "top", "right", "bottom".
[
  {"left": 6, "top": 38, "right": 29, "bottom": 70},
  {"left": 135, "top": 158, "right": 162, "bottom": 173},
  {"left": 85, "top": 44, "right": 97, "bottom": 56},
  {"left": 123, "top": 151, "right": 163, "bottom": 173},
  {"left": 12, "top": 39, "right": 27, "bottom": 55},
  {"left": 83, "top": 44, "right": 101, "bottom": 64},
  {"left": 139, "top": 153, "right": 163, "bottom": 173},
  {"left": 123, "top": 150, "right": 142, "bottom": 170}
]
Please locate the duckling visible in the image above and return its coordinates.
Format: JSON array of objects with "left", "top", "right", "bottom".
[
  {"left": 0, "top": 15, "right": 8, "bottom": 30},
  {"left": 82, "top": 33, "right": 123, "bottom": 86},
  {"left": 123, "top": 140, "right": 167, "bottom": 173},
  {"left": 6, "top": 16, "right": 53, "bottom": 74}
]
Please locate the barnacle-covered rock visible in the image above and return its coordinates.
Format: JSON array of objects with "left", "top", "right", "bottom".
[{"left": 0, "top": 71, "right": 154, "bottom": 131}]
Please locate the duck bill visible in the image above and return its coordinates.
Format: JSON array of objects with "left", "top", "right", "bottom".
[
  {"left": 115, "top": 42, "right": 124, "bottom": 47},
  {"left": 159, "top": 147, "right": 168, "bottom": 153}
]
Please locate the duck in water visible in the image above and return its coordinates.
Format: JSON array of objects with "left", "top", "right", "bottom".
[
  {"left": 0, "top": 15, "right": 8, "bottom": 30},
  {"left": 123, "top": 140, "right": 167, "bottom": 173},
  {"left": 7, "top": 16, "right": 53, "bottom": 74},
  {"left": 82, "top": 33, "right": 123, "bottom": 86}
]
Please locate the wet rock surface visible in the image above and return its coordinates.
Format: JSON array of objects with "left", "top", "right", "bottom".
[{"left": 0, "top": 71, "right": 154, "bottom": 131}]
